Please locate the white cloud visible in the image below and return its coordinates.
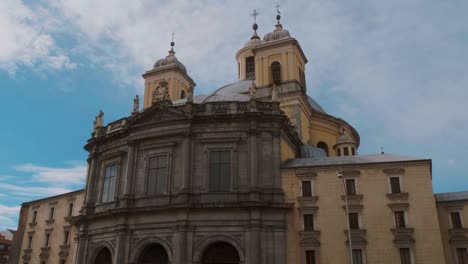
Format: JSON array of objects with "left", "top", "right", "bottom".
[
  {"left": 14, "top": 162, "right": 87, "bottom": 186},
  {"left": 0, "top": 0, "right": 75, "bottom": 74},
  {"left": 0, "top": 204, "right": 21, "bottom": 230},
  {"left": 1, "top": 0, "right": 468, "bottom": 145}
]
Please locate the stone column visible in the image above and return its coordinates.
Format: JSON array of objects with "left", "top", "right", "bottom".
[
  {"left": 121, "top": 142, "right": 136, "bottom": 207},
  {"left": 249, "top": 125, "right": 259, "bottom": 200},
  {"left": 75, "top": 225, "right": 89, "bottom": 264},
  {"left": 247, "top": 210, "right": 261, "bottom": 264},
  {"left": 83, "top": 155, "right": 98, "bottom": 212},
  {"left": 114, "top": 225, "right": 129, "bottom": 264}
]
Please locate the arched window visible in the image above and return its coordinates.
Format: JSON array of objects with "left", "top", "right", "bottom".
[
  {"left": 180, "top": 90, "right": 186, "bottom": 99},
  {"left": 94, "top": 248, "right": 112, "bottom": 264},
  {"left": 271, "top": 61, "right": 281, "bottom": 85},
  {"left": 317, "top": 142, "right": 329, "bottom": 156},
  {"left": 202, "top": 242, "right": 240, "bottom": 264},
  {"left": 138, "top": 244, "right": 169, "bottom": 264}
]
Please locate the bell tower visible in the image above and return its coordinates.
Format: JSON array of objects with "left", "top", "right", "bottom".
[
  {"left": 253, "top": 7, "right": 308, "bottom": 92},
  {"left": 142, "top": 38, "right": 195, "bottom": 109}
]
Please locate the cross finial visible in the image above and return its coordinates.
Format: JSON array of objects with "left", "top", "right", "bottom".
[
  {"left": 275, "top": 3, "right": 281, "bottom": 14},
  {"left": 171, "top": 32, "right": 175, "bottom": 43},
  {"left": 380, "top": 147, "right": 384, "bottom": 154},
  {"left": 251, "top": 9, "right": 259, "bottom": 22}
]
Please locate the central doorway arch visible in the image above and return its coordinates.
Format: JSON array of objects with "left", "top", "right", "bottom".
[
  {"left": 138, "top": 244, "right": 169, "bottom": 264},
  {"left": 94, "top": 247, "right": 112, "bottom": 264},
  {"left": 201, "top": 242, "right": 240, "bottom": 264}
]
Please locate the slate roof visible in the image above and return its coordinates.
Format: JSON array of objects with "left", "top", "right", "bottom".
[
  {"left": 283, "top": 153, "right": 428, "bottom": 168},
  {"left": 435, "top": 191, "right": 468, "bottom": 202}
]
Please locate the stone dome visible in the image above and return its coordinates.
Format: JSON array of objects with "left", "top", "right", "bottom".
[
  {"left": 153, "top": 49, "right": 187, "bottom": 73},
  {"left": 244, "top": 37, "right": 262, "bottom": 47},
  {"left": 263, "top": 28, "right": 291, "bottom": 42},
  {"left": 300, "top": 145, "right": 327, "bottom": 158},
  {"left": 336, "top": 133, "right": 355, "bottom": 145}
]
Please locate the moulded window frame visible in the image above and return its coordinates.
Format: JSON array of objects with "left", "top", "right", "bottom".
[
  {"left": 99, "top": 160, "right": 120, "bottom": 204},
  {"left": 145, "top": 152, "right": 171, "bottom": 196},
  {"left": 450, "top": 210, "right": 464, "bottom": 230},
  {"left": 387, "top": 175, "right": 404, "bottom": 194},
  {"left": 207, "top": 149, "right": 233, "bottom": 192},
  {"left": 303, "top": 248, "right": 320, "bottom": 264},
  {"left": 300, "top": 179, "right": 314, "bottom": 197},
  {"left": 394, "top": 210, "right": 407, "bottom": 228},
  {"left": 345, "top": 177, "right": 359, "bottom": 196},
  {"left": 388, "top": 204, "right": 410, "bottom": 229},
  {"left": 399, "top": 247, "right": 415, "bottom": 264},
  {"left": 299, "top": 207, "right": 319, "bottom": 232}
]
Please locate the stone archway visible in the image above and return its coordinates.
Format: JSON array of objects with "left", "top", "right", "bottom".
[
  {"left": 201, "top": 242, "right": 240, "bottom": 264},
  {"left": 94, "top": 247, "right": 112, "bottom": 264},
  {"left": 138, "top": 244, "right": 169, "bottom": 264}
]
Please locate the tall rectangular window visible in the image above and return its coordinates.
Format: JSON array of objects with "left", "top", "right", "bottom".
[
  {"left": 102, "top": 164, "right": 118, "bottom": 202},
  {"left": 209, "top": 151, "right": 230, "bottom": 192},
  {"left": 351, "top": 147, "right": 356, "bottom": 156},
  {"left": 346, "top": 179, "right": 356, "bottom": 195},
  {"left": 49, "top": 207, "right": 55, "bottom": 220},
  {"left": 344, "top": 147, "right": 349, "bottom": 156},
  {"left": 305, "top": 250, "right": 316, "bottom": 264},
  {"left": 457, "top": 248, "right": 468, "bottom": 264},
  {"left": 147, "top": 155, "right": 168, "bottom": 195},
  {"left": 303, "top": 214, "right": 314, "bottom": 231},
  {"left": 452, "top": 212, "right": 463, "bottom": 229},
  {"left": 299, "top": 67, "right": 306, "bottom": 90},
  {"left": 64, "top": 231, "right": 70, "bottom": 245},
  {"left": 68, "top": 203, "right": 74, "bottom": 217},
  {"left": 245, "top": 56, "right": 255, "bottom": 80},
  {"left": 390, "top": 177, "right": 401, "bottom": 193},
  {"left": 27, "top": 236, "right": 33, "bottom": 249},
  {"left": 302, "top": 181, "right": 312, "bottom": 197},
  {"left": 400, "top": 248, "right": 412, "bottom": 264},
  {"left": 31, "top": 211, "right": 37, "bottom": 223},
  {"left": 349, "top": 212, "right": 359, "bottom": 229},
  {"left": 44, "top": 233, "right": 50, "bottom": 247},
  {"left": 337, "top": 148, "right": 341, "bottom": 156},
  {"left": 395, "top": 211, "right": 406, "bottom": 228},
  {"left": 352, "top": 249, "right": 363, "bottom": 264}
]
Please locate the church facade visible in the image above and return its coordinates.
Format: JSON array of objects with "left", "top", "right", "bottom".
[{"left": 9, "top": 11, "right": 468, "bottom": 264}]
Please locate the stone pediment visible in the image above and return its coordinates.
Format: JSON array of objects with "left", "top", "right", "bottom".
[{"left": 127, "top": 103, "right": 190, "bottom": 128}]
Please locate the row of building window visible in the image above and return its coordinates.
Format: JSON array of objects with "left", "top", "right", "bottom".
[
  {"left": 305, "top": 248, "right": 413, "bottom": 264},
  {"left": 101, "top": 151, "right": 234, "bottom": 202},
  {"left": 29, "top": 203, "right": 74, "bottom": 224},
  {"left": 301, "top": 176, "right": 403, "bottom": 198},
  {"left": 27, "top": 230, "right": 70, "bottom": 249}
]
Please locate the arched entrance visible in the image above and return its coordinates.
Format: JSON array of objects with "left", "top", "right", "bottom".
[
  {"left": 201, "top": 242, "right": 240, "bottom": 264},
  {"left": 94, "top": 247, "right": 112, "bottom": 264},
  {"left": 138, "top": 244, "right": 169, "bottom": 264}
]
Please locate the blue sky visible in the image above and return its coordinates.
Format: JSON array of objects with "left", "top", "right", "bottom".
[{"left": 1, "top": 0, "right": 467, "bottom": 230}]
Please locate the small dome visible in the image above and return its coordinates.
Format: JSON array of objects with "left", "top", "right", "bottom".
[
  {"left": 153, "top": 51, "right": 187, "bottom": 73},
  {"left": 263, "top": 28, "right": 291, "bottom": 42},
  {"left": 300, "top": 145, "right": 328, "bottom": 158},
  {"left": 244, "top": 38, "right": 262, "bottom": 47},
  {"left": 336, "top": 133, "right": 355, "bottom": 145}
]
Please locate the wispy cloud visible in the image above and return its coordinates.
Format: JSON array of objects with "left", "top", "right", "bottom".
[{"left": 0, "top": 161, "right": 86, "bottom": 230}]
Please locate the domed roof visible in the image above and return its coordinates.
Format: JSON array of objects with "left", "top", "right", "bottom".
[
  {"left": 336, "top": 133, "right": 355, "bottom": 145},
  {"left": 153, "top": 42, "right": 187, "bottom": 73},
  {"left": 244, "top": 37, "right": 262, "bottom": 47},
  {"left": 300, "top": 145, "right": 327, "bottom": 158},
  {"left": 263, "top": 27, "right": 291, "bottom": 42}
]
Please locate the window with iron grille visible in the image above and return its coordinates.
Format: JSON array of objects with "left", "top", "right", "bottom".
[
  {"left": 390, "top": 177, "right": 401, "bottom": 193},
  {"left": 346, "top": 179, "right": 357, "bottom": 195},
  {"left": 457, "top": 248, "right": 468, "bottom": 264},
  {"left": 349, "top": 212, "right": 359, "bottom": 229},
  {"left": 400, "top": 248, "right": 412, "bottom": 264},
  {"left": 209, "top": 151, "right": 231, "bottom": 192},
  {"left": 305, "top": 250, "right": 316, "bottom": 264},
  {"left": 147, "top": 155, "right": 168, "bottom": 195},
  {"left": 303, "top": 214, "right": 314, "bottom": 231},
  {"left": 245, "top": 56, "right": 255, "bottom": 80},
  {"left": 452, "top": 212, "right": 463, "bottom": 229},
  {"left": 352, "top": 249, "right": 363, "bottom": 264},
  {"left": 302, "top": 181, "right": 312, "bottom": 197},
  {"left": 395, "top": 211, "right": 406, "bottom": 228}
]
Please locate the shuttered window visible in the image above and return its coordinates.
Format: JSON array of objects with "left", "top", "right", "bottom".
[
  {"left": 209, "top": 151, "right": 231, "bottom": 192},
  {"left": 148, "top": 155, "right": 168, "bottom": 195}
]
